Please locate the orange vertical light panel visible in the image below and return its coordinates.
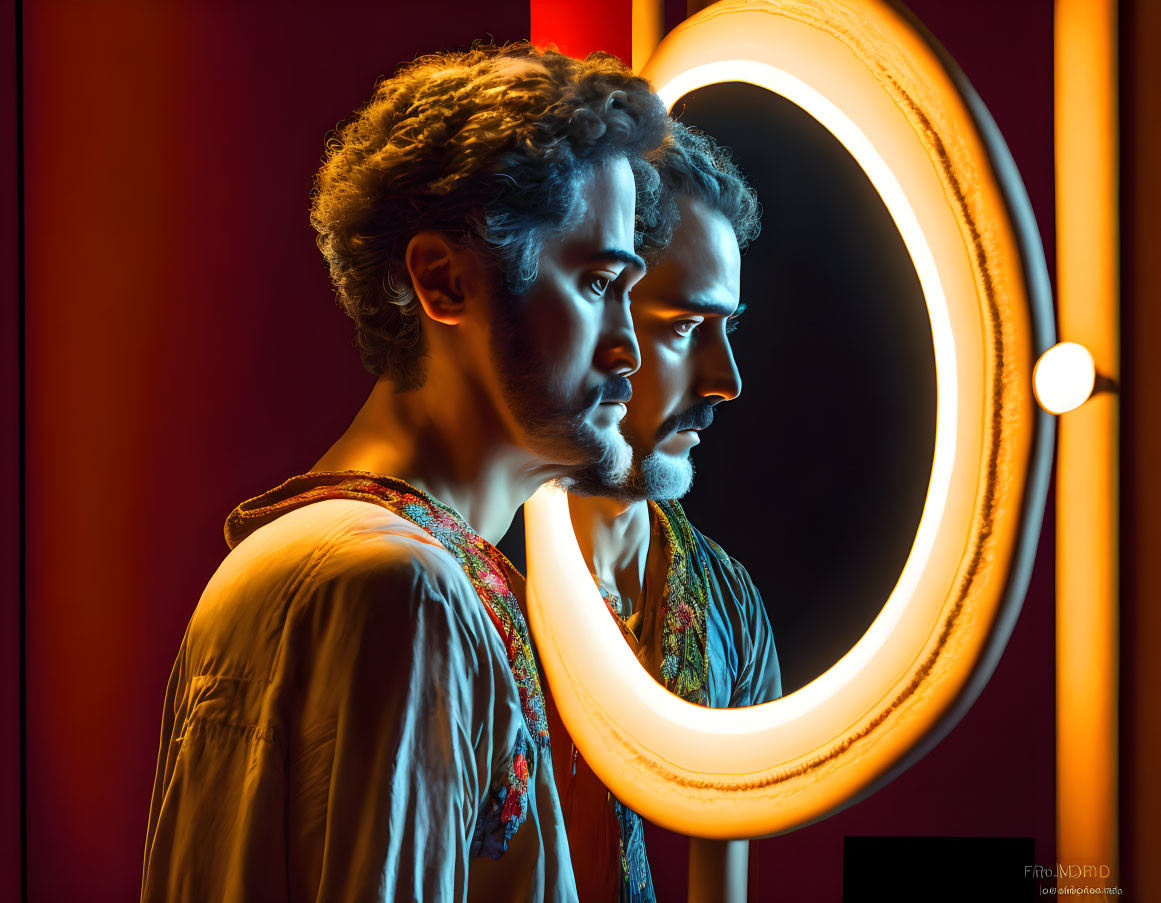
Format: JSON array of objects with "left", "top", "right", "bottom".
[
  {"left": 631, "top": 0, "right": 664, "bottom": 72},
  {"left": 1054, "top": 0, "right": 1119, "bottom": 890},
  {"left": 530, "top": 0, "right": 633, "bottom": 65}
]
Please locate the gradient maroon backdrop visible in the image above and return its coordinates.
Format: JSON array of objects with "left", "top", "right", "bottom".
[{"left": 16, "top": 2, "right": 1054, "bottom": 901}]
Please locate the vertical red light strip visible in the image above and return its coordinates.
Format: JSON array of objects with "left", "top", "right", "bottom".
[{"left": 530, "top": 0, "right": 633, "bottom": 64}]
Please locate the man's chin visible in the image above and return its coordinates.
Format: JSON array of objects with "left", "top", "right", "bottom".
[
  {"left": 637, "top": 450, "right": 694, "bottom": 501},
  {"left": 591, "top": 428, "right": 633, "bottom": 485},
  {"left": 564, "top": 447, "right": 694, "bottom": 502},
  {"left": 525, "top": 417, "right": 633, "bottom": 488}
]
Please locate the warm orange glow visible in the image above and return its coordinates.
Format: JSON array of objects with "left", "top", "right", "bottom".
[
  {"left": 632, "top": 0, "right": 664, "bottom": 72},
  {"left": 526, "top": 0, "right": 1048, "bottom": 839},
  {"left": 1054, "top": 0, "right": 1119, "bottom": 890}
]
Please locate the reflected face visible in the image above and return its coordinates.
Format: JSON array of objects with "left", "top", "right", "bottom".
[
  {"left": 489, "top": 157, "right": 645, "bottom": 481},
  {"left": 571, "top": 196, "right": 743, "bottom": 500}
]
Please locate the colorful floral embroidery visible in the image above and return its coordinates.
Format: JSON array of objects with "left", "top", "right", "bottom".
[
  {"left": 594, "top": 577, "right": 625, "bottom": 617},
  {"left": 652, "top": 499, "right": 711, "bottom": 706},
  {"left": 471, "top": 729, "right": 532, "bottom": 860}
]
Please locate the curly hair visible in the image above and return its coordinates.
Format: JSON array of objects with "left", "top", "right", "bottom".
[
  {"left": 310, "top": 41, "right": 668, "bottom": 387},
  {"left": 639, "top": 120, "right": 762, "bottom": 265}
]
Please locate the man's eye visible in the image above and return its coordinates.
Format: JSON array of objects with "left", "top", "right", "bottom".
[
  {"left": 673, "top": 320, "right": 700, "bottom": 337},
  {"left": 589, "top": 275, "right": 612, "bottom": 296}
]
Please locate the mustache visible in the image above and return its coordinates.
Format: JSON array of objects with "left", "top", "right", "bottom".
[
  {"left": 585, "top": 376, "right": 633, "bottom": 406},
  {"left": 654, "top": 402, "right": 715, "bottom": 441}
]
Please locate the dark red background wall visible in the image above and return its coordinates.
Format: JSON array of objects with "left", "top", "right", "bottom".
[
  {"left": 5, "top": 0, "right": 23, "bottom": 899},
  {"left": 18, "top": 2, "right": 530, "bottom": 900},
  {"left": 15, "top": 2, "right": 1054, "bottom": 901}
]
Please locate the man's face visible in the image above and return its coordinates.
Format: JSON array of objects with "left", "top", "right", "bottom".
[
  {"left": 572, "top": 195, "right": 743, "bottom": 500},
  {"left": 488, "top": 156, "right": 645, "bottom": 482}
]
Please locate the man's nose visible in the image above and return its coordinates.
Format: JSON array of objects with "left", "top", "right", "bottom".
[
  {"left": 596, "top": 296, "right": 640, "bottom": 377},
  {"left": 698, "top": 339, "right": 742, "bottom": 402}
]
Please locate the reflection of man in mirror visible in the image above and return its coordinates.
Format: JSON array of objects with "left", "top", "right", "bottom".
[
  {"left": 140, "top": 43, "right": 669, "bottom": 902},
  {"left": 556, "top": 122, "right": 781, "bottom": 902}
]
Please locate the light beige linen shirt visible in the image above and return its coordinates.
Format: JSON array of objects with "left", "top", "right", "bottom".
[{"left": 142, "top": 498, "right": 577, "bottom": 903}]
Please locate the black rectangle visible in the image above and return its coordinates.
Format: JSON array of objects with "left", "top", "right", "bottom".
[{"left": 843, "top": 836, "right": 1038, "bottom": 903}]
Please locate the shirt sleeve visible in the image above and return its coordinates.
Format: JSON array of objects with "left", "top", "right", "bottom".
[
  {"left": 725, "top": 559, "right": 783, "bottom": 708},
  {"left": 306, "top": 551, "right": 494, "bottom": 903}
]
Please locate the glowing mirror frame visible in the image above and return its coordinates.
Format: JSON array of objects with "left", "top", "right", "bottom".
[{"left": 526, "top": 0, "right": 1055, "bottom": 838}]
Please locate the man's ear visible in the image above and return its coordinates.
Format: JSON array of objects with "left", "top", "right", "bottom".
[{"left": 404, "top": 231, "right": 488, "bottom": 326}]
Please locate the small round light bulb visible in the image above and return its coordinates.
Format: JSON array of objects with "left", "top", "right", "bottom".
[{"left": 1033, "top": 342, "right": 1096, "bottom": 414}]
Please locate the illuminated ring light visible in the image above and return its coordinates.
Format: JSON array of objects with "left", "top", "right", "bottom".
[{"left": 526, "top": 0, "right": 1055, "bottom": 838}]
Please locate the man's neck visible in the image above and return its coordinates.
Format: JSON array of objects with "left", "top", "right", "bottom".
[
  {"left": 567, "top": 493, "right": 652, "bottom": 606},
  {"left": 311, "top": 373, "right": 567, "bottom": 545}
]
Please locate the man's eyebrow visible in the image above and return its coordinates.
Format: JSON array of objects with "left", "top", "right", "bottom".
[
  {"left": 592, "top": 248, "right": 647, "bottom": 272},
  {"left": 668, "top": 296, "right": 739, "bottom": 316}
]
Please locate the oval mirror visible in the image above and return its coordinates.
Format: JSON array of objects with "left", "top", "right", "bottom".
[{"left": 525, "top": 0, "right": 1055, "bottom": 839}]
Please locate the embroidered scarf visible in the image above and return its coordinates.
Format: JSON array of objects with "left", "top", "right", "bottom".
[
  {"left": 613, "top": 498, "right": 713, "bottom": 902},
  {"left": 651, "top": 499, "right": 711, "bottom": 705},
  {"left": 225, "top": 471, "right": 549, "bottom": 859}
]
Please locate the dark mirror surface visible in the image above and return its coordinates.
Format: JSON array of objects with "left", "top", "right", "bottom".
[{"left": 671, "top": 82, "right": 936, "bottom": 695}]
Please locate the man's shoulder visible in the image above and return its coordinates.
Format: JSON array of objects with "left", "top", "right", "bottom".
[
  {"left": 218, "top": 497, "right": 454, "bottom": 579},
  {"left": 196, "top": 499, "right": 489, "bottom": 643}
]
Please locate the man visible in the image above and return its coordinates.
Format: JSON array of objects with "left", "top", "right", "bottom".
[
  {"left": 141, "top": 43, "right": 669, "bottom": 902},
  {"left": 554, "top": 123, "right": 780, "bottom": 903}
]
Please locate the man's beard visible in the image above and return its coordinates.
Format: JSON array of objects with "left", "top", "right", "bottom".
[
  {"left": 566, "top": 401, "right": 715, "bottom": 502},
  {"left": 489, "top": 294, "right": 633, "bottom": 485}
]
